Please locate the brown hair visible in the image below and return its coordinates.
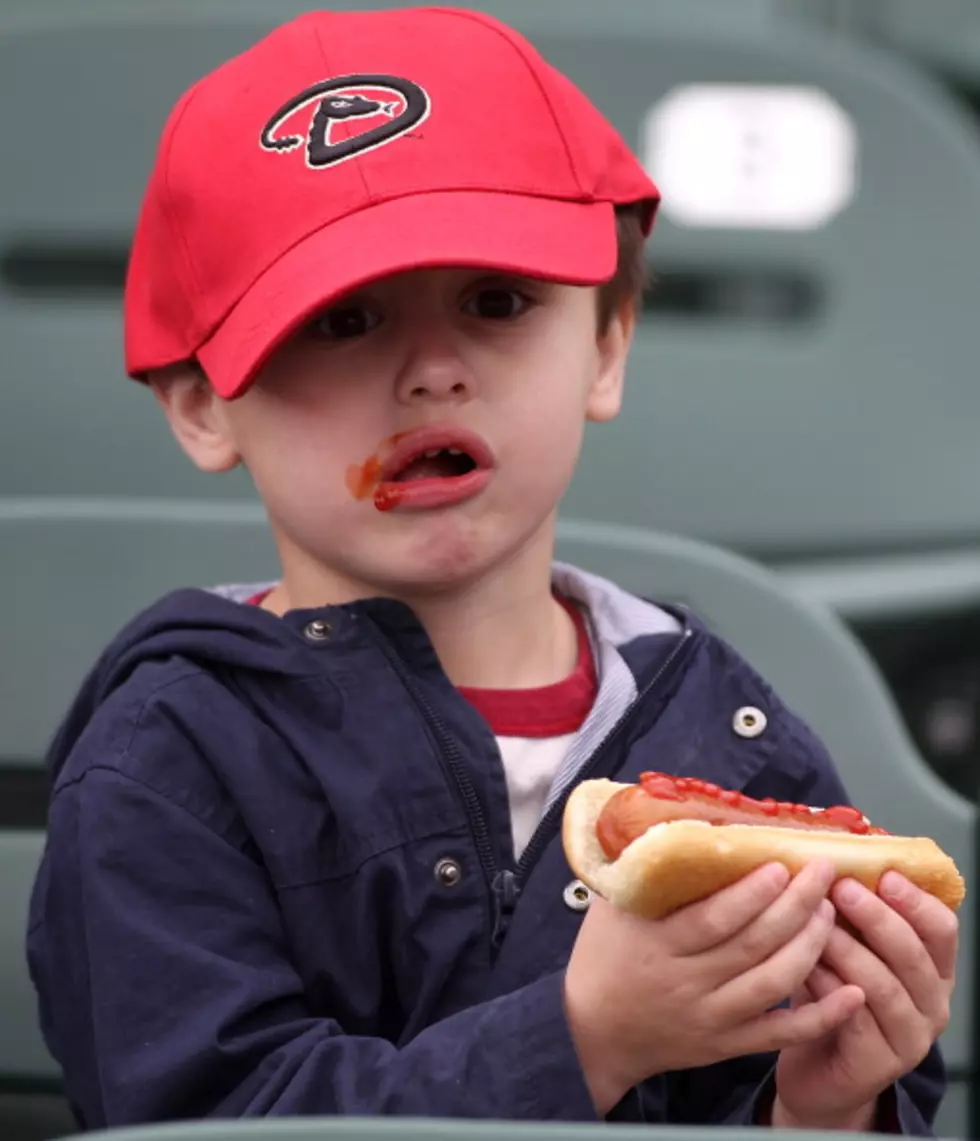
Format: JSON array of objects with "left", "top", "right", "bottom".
[{"left": 596, "top": 204, "right": 650, "bottom": 333}]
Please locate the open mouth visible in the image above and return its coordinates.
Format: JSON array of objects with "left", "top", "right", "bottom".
[
  {"left": 389, "top": 447, "right": 479, "bottom": 483},
  {"left": 379, "top": 426, "right": 494, "bottom": 485},
  {"left": 368, "top": 425, "right": 495, "bottom": 512}
]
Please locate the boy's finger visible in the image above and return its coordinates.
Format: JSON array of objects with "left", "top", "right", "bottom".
[
  {"left": 832, "top": 879, "right": 946, "bottom": 1018},
  {"left": 709, "top": 899, "right": 836, "bottom": 1024},
  {"left": 704, "top": 859, "right": 837, "bottom": 977},
  {"left": 805, "top": 962, "right": 846, "bottom": 1000},
  {"left": 877, "top": 873, "right": 959, "bottom": 982},
  {"left": 789, "top": 984, "right": 812, "bottom": 1011},
  {"left": 728, "top": 983, "right": 865, "bottom": 1057},
  {"left": 666, "top": 862, "right": 793, "bottom": 955},
  {"left": 670, "top": 859, "right": 836, "bottom": 958},
  {"left": 821, "top": 924, "right": 928, "bottom": 1054}
]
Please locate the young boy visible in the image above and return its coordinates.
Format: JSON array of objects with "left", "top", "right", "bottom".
[{"left": 27, "top": 6, "right": 955, "bottom": 1134}]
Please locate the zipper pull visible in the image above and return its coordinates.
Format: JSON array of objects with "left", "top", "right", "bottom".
[{"left": 491, "top": 869, "right": 520, "bottom": 947}]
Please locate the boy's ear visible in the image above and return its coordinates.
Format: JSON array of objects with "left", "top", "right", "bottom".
[
  {"left": 586, "top": 298, "right": 636, "bottom": 424},
  {"left": 147, "top": 363, "right": 242, "bottom": 473}
]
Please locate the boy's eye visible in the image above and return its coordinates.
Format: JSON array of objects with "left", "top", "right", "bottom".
[
  {"left": 464, "top": 287, "right": 532, "bottom": 321},
  {"left": 311, "top": 304, "right": 382, "bottom": 341}
]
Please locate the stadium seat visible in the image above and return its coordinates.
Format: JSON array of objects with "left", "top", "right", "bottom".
[
  {"left": 795, "top": 0, "right": 980, "bottom": 91},
  {"left": 0, "top": 831, "right": 77, "bottom": 1140},
  {"left": 0, "top": 502, "right": 278, "bottom": 771},
  {"left": 50, "top": 1116, "right": 879, "bottom": 1141},
  {"left": 531, "top": 17, "right": 980, "bottom": 568}
]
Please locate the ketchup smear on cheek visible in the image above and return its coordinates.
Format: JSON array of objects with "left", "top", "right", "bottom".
[{"left": 345, "top": 433, "right": 409, "bottom": 513}]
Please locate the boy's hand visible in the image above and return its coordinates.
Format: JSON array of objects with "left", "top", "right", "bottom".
[
  {"left": 563, "top": 859, "right": 866, "bottom": 1115},
  {"left": 773, "top": 872, "right": 958, "bottom": 1131}
]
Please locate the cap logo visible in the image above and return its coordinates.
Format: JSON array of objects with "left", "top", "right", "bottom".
[{"left": 260, "top": 74, "right": 430, "bottom": 168}]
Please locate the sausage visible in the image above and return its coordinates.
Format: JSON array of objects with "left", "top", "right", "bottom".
[{"left": 595, "top": 771, "right": 888, "bottom": 862}]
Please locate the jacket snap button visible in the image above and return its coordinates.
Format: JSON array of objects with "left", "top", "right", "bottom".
[
  {"left": 563, "top": 879, "right": 592, "bottom": 912},
  {"left": 303, "top": 619, "right": 331, "bottom": 642},
  {"left": 434, "top": 858, "right": 462, "bottom": 888},
  {"left": 733, "top": 706, "right": 767, "bottom": 738}
]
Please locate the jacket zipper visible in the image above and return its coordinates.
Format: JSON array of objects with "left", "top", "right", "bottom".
[
  {"left": 366, "top": 626, "right": 501, "bottom": 897},
  {"left": 491, "top": 628, "right": 696, "bottom": 945},
  {"left": 369, "top": 618, "right": 695, "bottom": 950}
]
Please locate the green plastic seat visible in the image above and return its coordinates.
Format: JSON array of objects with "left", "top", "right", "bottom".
[
  {"left": 815, "top": 0, "right": 980, "bottom": 89},
  {"left": 55, "top": 1117, "right": 907, "bottom": 1141},
  {"left": 0, "top": 830, "right": 78, "bottom": 1139},
  {"left": 545, "top": 18, "right": 980, "bottom": 564}
]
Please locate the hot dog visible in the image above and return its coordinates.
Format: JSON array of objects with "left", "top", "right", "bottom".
[{"left": 561, "top": 771, "right": 965, "bottom": 920}]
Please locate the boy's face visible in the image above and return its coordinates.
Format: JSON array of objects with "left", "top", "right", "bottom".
[{"left": 155, "top": 266, "right": 633, "bottom": 604}]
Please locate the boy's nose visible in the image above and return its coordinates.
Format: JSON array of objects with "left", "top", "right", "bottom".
[{"left": 394, "top": 351, "right": 476, "bottom": 406}]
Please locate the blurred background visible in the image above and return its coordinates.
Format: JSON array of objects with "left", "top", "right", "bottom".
[
  {"left": 5, "top": 1, "right": 980, "bottom": 1137},
  {"left": 9, "top": 0, "right": 980, "bottom": 808}
]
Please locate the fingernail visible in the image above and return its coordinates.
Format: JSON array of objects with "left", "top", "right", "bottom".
[
  {"left": 836, "top": 879, "right": 862, "bottom": 907},
  {"left": 765, "top": 863, "right": 791, "bottom": 889},
  {"left": 811, "top": 858, "right": 837, "bottom": 887},
  {"left": 843, "top": 986, "right": 866, "bottom": 1013},
  {"left": 819, "top": 899, "right": 836, "bottom": 923},
  {"left": 880, "top": 872, "right": 906, "bottom": 900}
]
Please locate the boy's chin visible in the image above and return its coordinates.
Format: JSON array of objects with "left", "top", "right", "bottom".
[
  {"left": 352, "top": 522, "right": 540, "bottom": 599},
  {"left": 366, "top": 544, "right": 499, "bottom": 599}
]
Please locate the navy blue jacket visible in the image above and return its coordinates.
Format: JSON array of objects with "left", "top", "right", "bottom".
[{"left": 26, "top": 565, "right": 946, "bottom": 1132}]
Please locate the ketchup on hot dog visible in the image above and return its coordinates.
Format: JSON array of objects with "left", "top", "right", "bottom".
[{"left": 595, "top": 771, "right": 888, "bottom": 862}]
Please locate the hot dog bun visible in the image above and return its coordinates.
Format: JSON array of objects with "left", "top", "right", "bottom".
[{"left": 562, "top": 778, "right": 965, "bottom": 920}]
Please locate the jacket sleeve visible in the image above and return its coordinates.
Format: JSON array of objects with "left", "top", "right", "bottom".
[
  {"left": 27, "top": 765, "right": 598, "bottom": 1129},
  {"left": 663, "top": 1056, "right": 942, "bottom": 1135}
]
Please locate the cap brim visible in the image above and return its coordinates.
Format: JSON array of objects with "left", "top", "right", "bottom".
[{"left": 196, "top": 191, "right": 618, "bottom": 399}]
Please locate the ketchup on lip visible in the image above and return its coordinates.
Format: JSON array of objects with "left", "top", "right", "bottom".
[{"left": 346, "top": 432, "right": 411, "bottom": 511}]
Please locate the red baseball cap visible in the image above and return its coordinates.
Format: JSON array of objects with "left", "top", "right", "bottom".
[{"left": 124, "top": 6, "right": 660, "bottom": 399}]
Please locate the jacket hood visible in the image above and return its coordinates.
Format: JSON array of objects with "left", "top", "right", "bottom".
[{"left": 45, "top": 564, "right": 685, "bottom": 785}]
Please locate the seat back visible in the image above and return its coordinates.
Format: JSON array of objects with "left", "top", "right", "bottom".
[
  {"left": 0, "top": 832, "right": 54, "bottom": 1074},
  {"left": 816, "top": 0, "right": 980, "bottom": 89},
  {"left": 528, "top": 19, "right": 980, "bottom": 561},
  {"left": 59, "top": 1116, "right": 896, "bottom": 1141},
  {"left": 0, "top": 503, "right": 279, "bottom": 768},
  {"left": 0, "top": 829, "right": 79, "bottom": 1138},
  {"left": 0, "top": 8, "right": 268, "bottom": 505}
]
